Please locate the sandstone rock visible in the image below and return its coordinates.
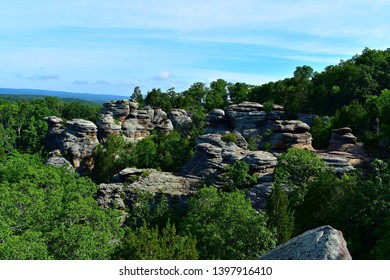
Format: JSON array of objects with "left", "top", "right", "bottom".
[
  {"left": 271, "top": 120, "right": 313, "bottom": 150},
  {"left": 44, "top": 117, "right": 99, "bottom": 174},
  {"left": 328, "top": 127, "right": 358, "bottom": 151},
  {"left": 169, "top": 109, "right": 193, "bottom": 131},
  {"left": 101, "top": 100, "right": 130, "bottom": 122},
  {"left": 45, "top": 149, "right": 74, "bottom": 171},
  {"left": 182, "top": 133, "right": 277, "bottom": 180},
  {"left": 260, "top": 225, "right": 352, "bottom": 260},
  {"left": 246, "top": 182, "right": 274, "bottom": 211},
  {"left": 97, "top": 183, "right": 126, "bottom": 210},
  {"left": 96, "top": 112, "right": 121, "bottom": 143},
  {"left": 98, "top": 168, "right": 200, "bottom": 211}
]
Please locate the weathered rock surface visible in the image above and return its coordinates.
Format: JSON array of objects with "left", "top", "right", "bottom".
[
  {"left": 261, "top": 225, "right": 352, "bottom": 260},
  {"left": 96, "top": 101, "right": 174, "bottom": 143},
  {"left": 44, "top": 117, "right": 99, "bottom": 173},
  {"left": 182, "top": 133, "right": 277, "bottom": 180},
  {"left": 169, "top": 109, "right": 193, "bottom": 131},
  {"left": 271, "top": 120, "right": 313, "bottom": 150},
  {"left": 97, "top": 168, "right": 200, "bottom": 210},
  {"left": 328, "top": 127, "right": 358, "bottom": 151},
  {"left": 45, "top": 149, "right": 74, "bottom": 171},
  {"left": 96, "top": 112, "right": 121, "bottom": 143}
]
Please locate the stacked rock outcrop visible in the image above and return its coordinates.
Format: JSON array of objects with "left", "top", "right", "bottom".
[
  {"left": 97, "top": 100, "right": 174, "bottom": 143},
  {"left": 182, "top": 133, "right": 277, "bottom": 180},
  {"left": 44, "top": 116, "right": 99, "bottom": 173},
  {"left": 271, "top": 120, "right": 313, "bottom": 150},
  {"left": 97, "top": 168, "right": 200, "bottom": 211}
]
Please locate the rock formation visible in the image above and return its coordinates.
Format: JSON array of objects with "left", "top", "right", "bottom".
[
  {"left": 96, "top": 100, "right": 174, "bottom": 143},
  {"left": 97, "top": 168, "right": 200, "bottom": 211},
  {"left": 44, "top": 116, "right": 99, "bottom": 174},
  {"left": 328, "top": 127, "right": 358, "bottom": 151},
  {"left": 260, "top": 225, "right": 352, "bottom": 260},
  {"left": 169, "top": 109, "right": 193, "bottom": 131},
  {"left": 45, "top": 149, "right": 74, "bottom": 171},
  {"left": 270, "top": 120, "right": 313, "bottom": 150},
  {"left": 182, "top": 133, "right": 277, "bottom": 180}
]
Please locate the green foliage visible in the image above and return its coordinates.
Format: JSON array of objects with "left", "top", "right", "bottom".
[
  {"left": 332, "top": 100, "right": 368, "bottom": 138},
  {"left": 205, "top": 79, "right": 229, "bottom": 111},
  {"left": 310, "top": 116, "right": 333, "bottom": 149},
  {"left": 267, "top": 183, "right": 295, "bottom": 245},
  {"left": 248, "top": 136, "right": 258, "bottom": 151},
  {"left": 116, "top": 221, "right": 198, "bottom": 260},
  {"left": 221, "top": 132, "right": 238, "bottom": 144},
  {"left": 182, "top": 187, "right": 276, "bottom": 259},
  {"left": 371, "top": 210, "right": 390, "bottom": 259},
  {"left": 0, "top": 153, "right": 123, "bottom": 259},
  {"left": 263, "top": 100, "right": 274, "bottom": 112},
  {"left": 274, "top": 148, "right": 328, "bottom": 208},
  {"left": 293, "top": 171, "right": 346, "bottom": 234},
  {"left": 91, "top": 134, "right": 132, "bottom": 183},
  {"left": 125, "top": 191, "right": 171, "bottom": 230},
  {"left": 221, "top": 161, "right": 257, "bottom": 191},
  {"left": 228, "top": 82, "right": 250, "bottom": 104}
]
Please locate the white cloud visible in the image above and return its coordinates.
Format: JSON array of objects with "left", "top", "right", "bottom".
[{"left": 153, "top": 71, "right": 172, "bottom": 81}]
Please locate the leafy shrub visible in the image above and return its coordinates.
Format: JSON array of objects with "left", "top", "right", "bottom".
[
  {"left": 222, "top": 132, "right": 238, "bottom": 144},
  {"left": 181, "top": 187, "right": 276, "bottom": 259}
]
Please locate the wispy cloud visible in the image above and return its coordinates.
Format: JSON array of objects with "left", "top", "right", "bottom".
[{"left": 17, "top": 73, "right": 61, "bottom": 81}]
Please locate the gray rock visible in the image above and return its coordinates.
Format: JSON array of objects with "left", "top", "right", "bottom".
[
  {"left": 96, "top": 112, "right": 121, "bottom": 143},
  {"left": 98, "top": 168, "right": 200, "bottom": 211},
  {"left": 44, "top": 117, "right": 99, "bottom": 174},
  {"left": 328, "top": 127, "right": 358, "bottom": 151},
  {"left": 182, "top": 133, "right": 277, "bottom": 180},
  {"left": 45, "top": 149, "right": 74, "bottom": 171},
  {"left": 102, "top": 100, "right": 130, "bottom": 121},
  {"left": 260, "top": 225, "right": 352, "bottom": 260},
  {"left": 271, "top": 120, "right": 313, "bottom": 150},
  {"left": 169, "top": 109, "right": 193, "bottom": 130}
]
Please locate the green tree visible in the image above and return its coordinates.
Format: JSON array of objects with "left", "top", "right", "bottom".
[
  {"left": 205, "top": 79, "right": 229, "bottom": 111},
  {"left": 131, "top": 86, "right": 144, "bottom": 107},
  {"left": 274, "top": 148, "right": 328, "bottom": 208},
  {"left": 116, "top": 221, "right": 198, "bottom": 260},
  {"left": 220, "top": 161, "right": 257, "bottom": 191},
  {"left": 267, "top": 183, "right": 295, "bottom": 244},
  {"left": 228, "top": 82, "right": 250, "bottom": 104},
  {"left": 91, "top": 134, "right": 132, "bottom": 183},
  {"left": 181, "top": 187, "right": 275, "bottom": 259},
  {"left": 0, "top": 153, "right": 123, "bottom": 260}
]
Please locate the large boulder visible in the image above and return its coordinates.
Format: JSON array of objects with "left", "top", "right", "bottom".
[
  {"left": 261, "top": 225, "right": 352, "bottom": 260},
  {"left": 44, "top": 117, "right": 99, "bottom": 174},
  {"left": 169, "top": 109, "right": 193, "bottom": 131},
  {"left": 182, "top": 133, "right": 277, "bottom": 180},
  {"left": 97, "top": 168, "right": 200, "bottom": 211},
  {"left": 328, "top": 127, "right": 357, "bottom": 151},
  {"left": 270, "top": 120, "right": 313, "bottom": 150},
  {"left": 97, "top": 101, "right": 174, "bottom": 143},
  {"left": 96, "top": 112, "right": 121, "bottom": 143}
]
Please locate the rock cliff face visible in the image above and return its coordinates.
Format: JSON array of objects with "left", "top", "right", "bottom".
[
  {"left": 97, "top": 100, "right": 174, "bottom": 143},
  {"left": 97, "top": 168, "right": 200, "bottom": 211},
  {"left": 44, "top": 116, "right": 98, "bottom": 173},
  {"left": 181, "top": 133, "right": 277, "bottom": 180},
  {"left": 183, "top": 102, "right": 311, "bottom": 181},
  {"left": 260, "top": 225, "right": 352, "bottom": 260}
]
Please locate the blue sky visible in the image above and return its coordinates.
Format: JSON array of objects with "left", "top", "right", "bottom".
[{"left": 1, "top": 0, "right": 390, "bottom": 96}]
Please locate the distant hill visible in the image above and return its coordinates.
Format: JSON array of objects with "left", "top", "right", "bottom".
[{"left": 0, "top": 88, "right": 128, "bottom": 104}]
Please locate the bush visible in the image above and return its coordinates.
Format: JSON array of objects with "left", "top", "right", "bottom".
[
  {"left": 221, "top": 161, "right": 257, "bottom": 191},
  {"left": 181, "top": 187, "right": 276, "bottom": 259},
  {"left": 222, "top": 132, "right": 238, "bottom": 144}
]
